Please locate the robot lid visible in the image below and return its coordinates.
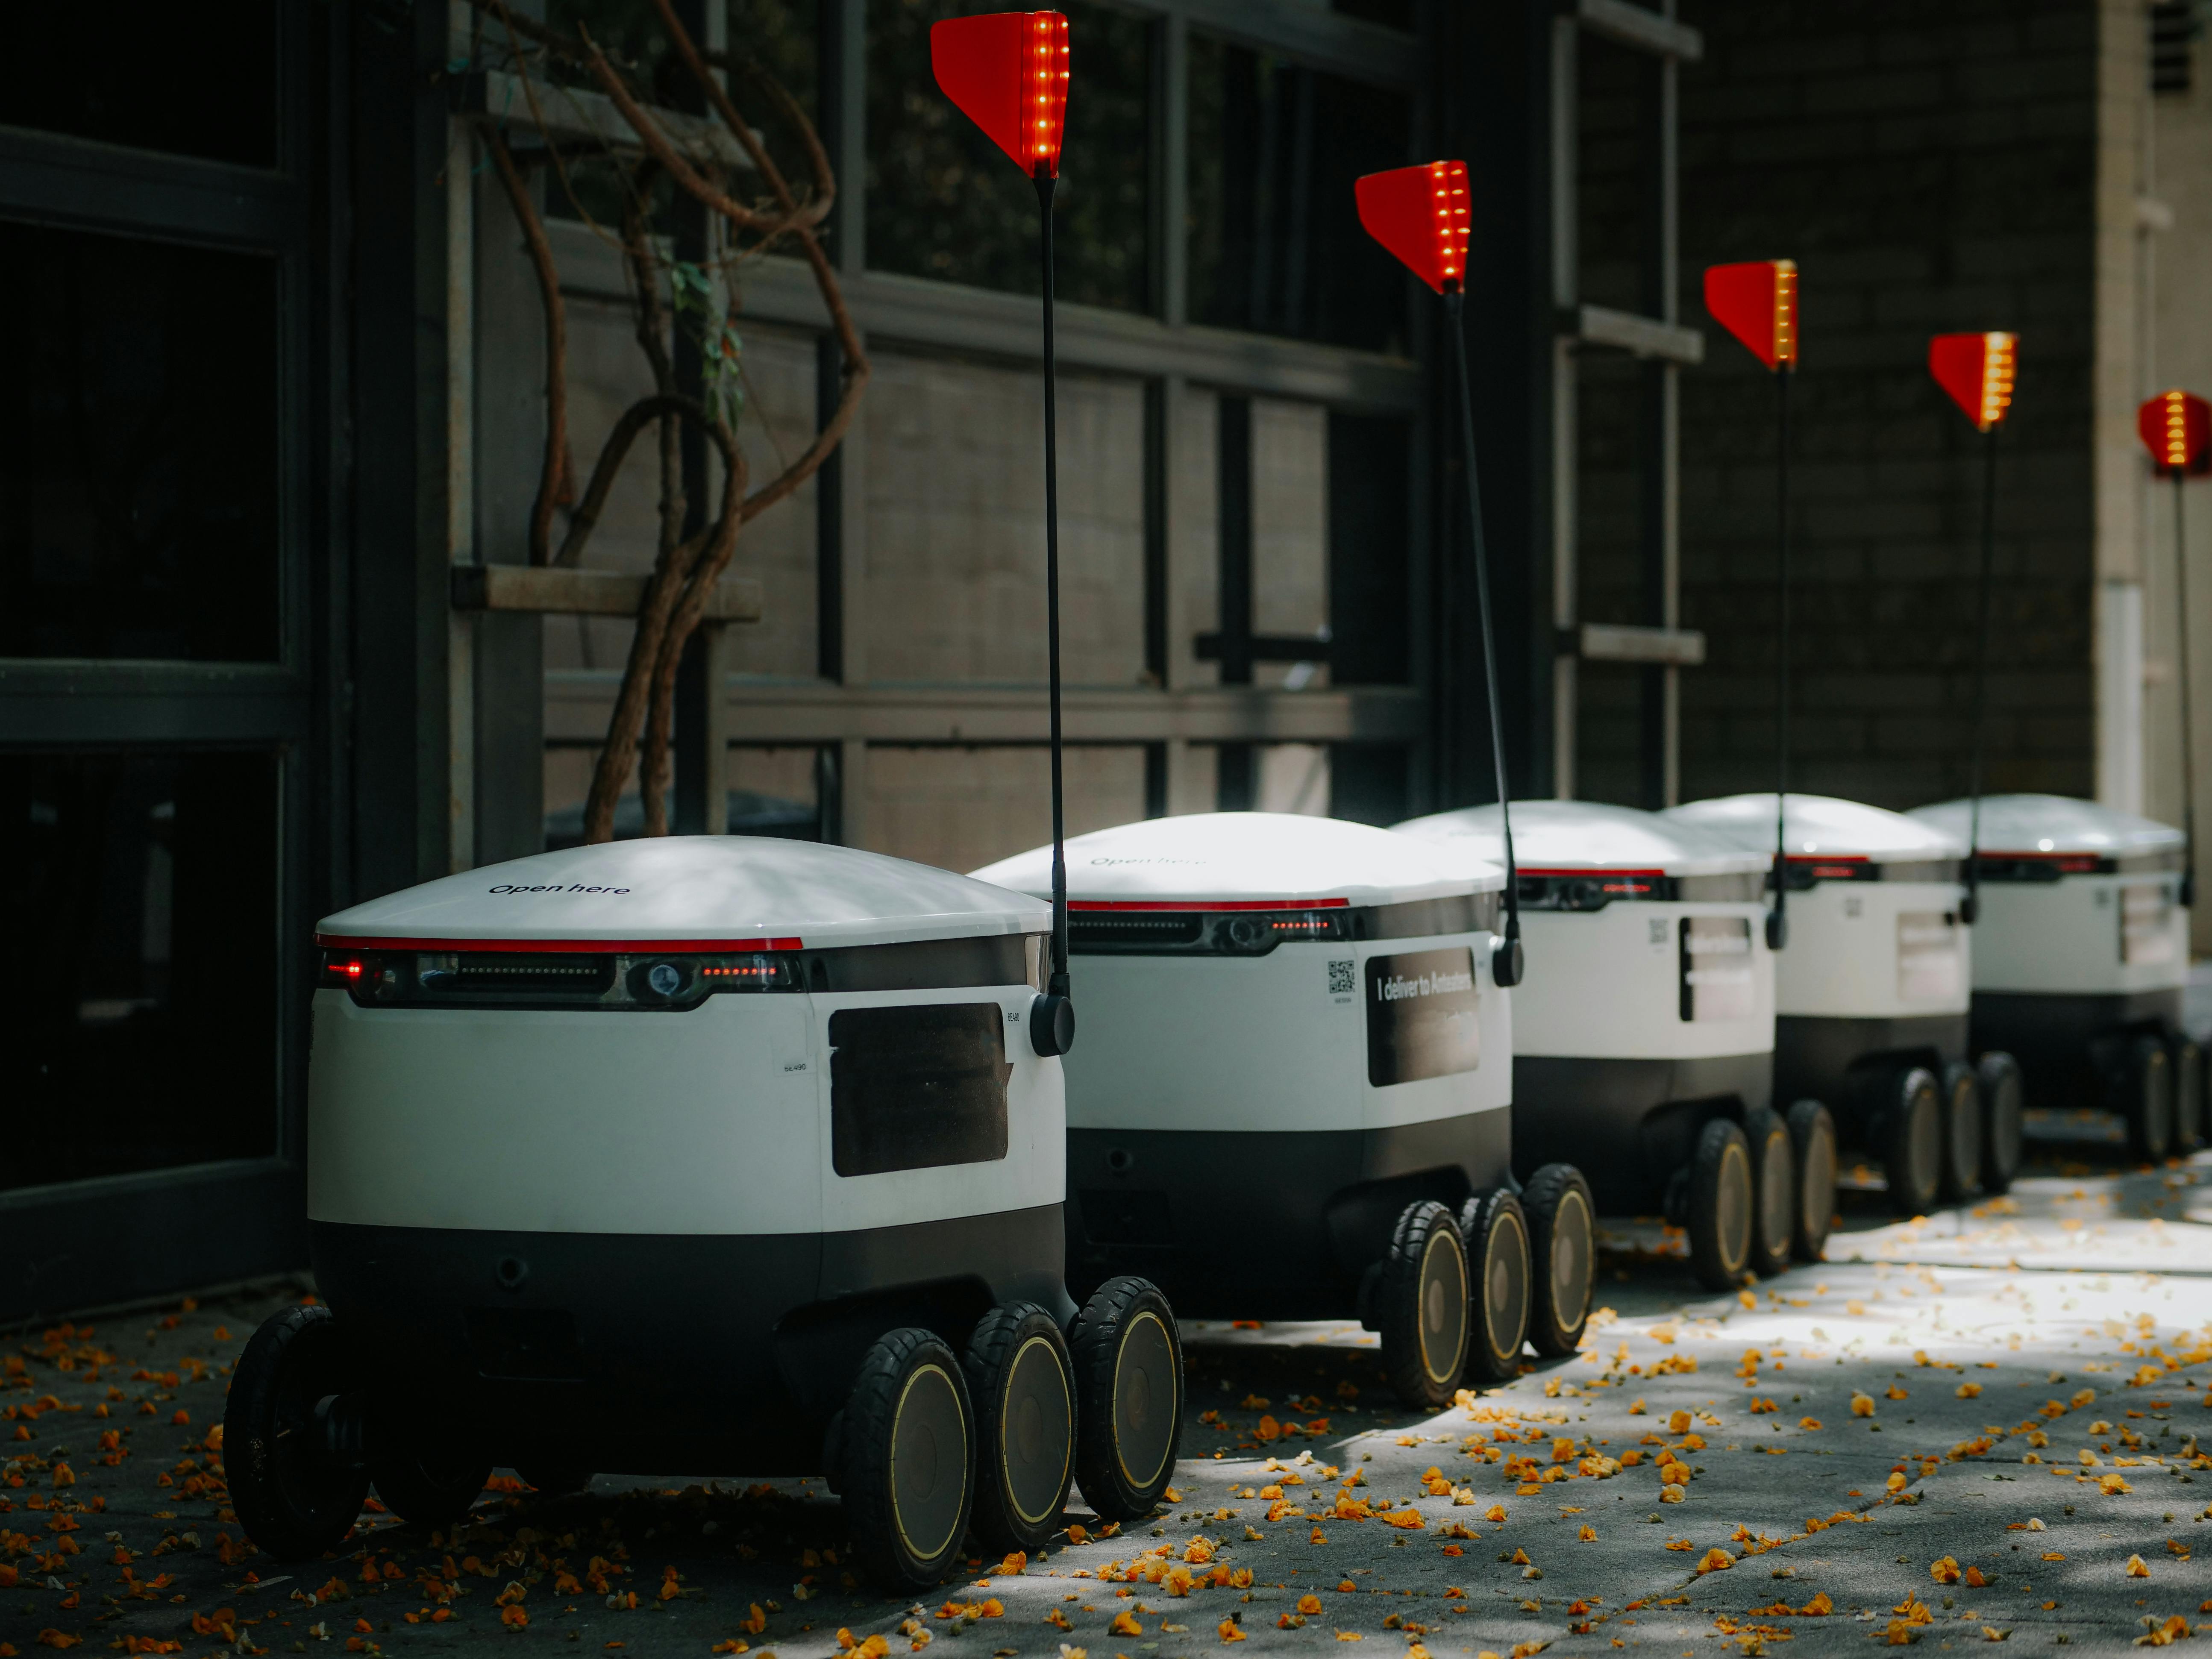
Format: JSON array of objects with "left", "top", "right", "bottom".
[
  {"left": 1395, "top": 799, "right": 1765, "bottom": 879},
  {"left": 1907, "top": 793, "right": 2186, "bottom": 861},
  {"left": 969, "top": 811, "right": 1500, "bottom": 907},
  {"left": 316, "top": 835, "right": 1049, "bottom": 951},
  {"left": 1666, "top": 793, "right": 1964, "bottom": 865}
]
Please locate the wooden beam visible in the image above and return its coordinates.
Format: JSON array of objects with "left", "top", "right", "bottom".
[{"left": 451, "top": 564, "right": 762, "bottom": 621}]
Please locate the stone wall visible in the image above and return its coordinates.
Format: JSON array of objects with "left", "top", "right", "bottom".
[{"left": 1574, "top": 0, "right": 2104, "bottom": 811}]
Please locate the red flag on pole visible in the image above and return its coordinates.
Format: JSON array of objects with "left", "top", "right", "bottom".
[
  {"left": 2138, "top": 389, "right": 2212, "bottom": 476},
  {"left": 929, "top": 11, "right": 1069, "bottom": 178},
  {"left": 1702, "top": 260, "right": 1797, "bottom": 371},
  {"left": 1354, "top": 160, "right": 1472, "bottom": 294},
  {"left": 1928, "top": 332, "right": 2017, "bottom": 432}
]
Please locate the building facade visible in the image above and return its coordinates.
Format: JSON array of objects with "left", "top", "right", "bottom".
[{"left": 0, "top": 0, "right": 2201, "bottom": 1321}]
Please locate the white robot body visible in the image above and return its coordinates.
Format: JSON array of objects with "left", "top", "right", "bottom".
[
  {"left": 307, "top": 836, "right": 1063, "bottom": 1473},
  {"left": 1909, "top": 794, "right": 2191, "bottom": 1108},
  {"left": 972, "top": 813, "right": 1510, "bottom": 1319},
  {"left": 1394, "top": 801, "right": 1772, "bottom": 1213},
  {"left": 1666, "top": 793, "right": 1971, "bottom": 1113}
]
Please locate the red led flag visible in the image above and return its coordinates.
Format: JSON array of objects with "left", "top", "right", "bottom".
[
  {"left": 2138, "top": 389, "right": 2212, "bottom": 476},
  {"left": 1355, "top": 161, "right": 1472, "bottom": 294},
  {"left": 1703, "top": 260, "right": 1797, "bottom": 370},
  {"left": 1929, "top": 332, "right": 2017, "bottom": 432},
  {"left": 930, "top": 10, "right": 1069, "bottom": 179}
]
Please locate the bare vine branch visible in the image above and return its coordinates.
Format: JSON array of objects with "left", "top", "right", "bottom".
[{"left": 485, "top": 132, "right": 569, "bottom": 568}]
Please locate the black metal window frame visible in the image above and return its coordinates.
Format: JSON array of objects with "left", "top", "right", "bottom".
[{"left": 0, "top": 6, "right": 328, "bottom": 1312}]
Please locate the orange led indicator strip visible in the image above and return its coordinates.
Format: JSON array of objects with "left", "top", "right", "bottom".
[
  {"left": 1031, "top": 13, "right": 1068, "bottom": 164},
  {"left": 1430, "top": 160, "right": 1470, "bottom": 286},
  {"left": 1772, "top": 260, "right": 1798, "bottom": 366},
  {"left": 2165, "top": 391, "right": 2192, "bottom": 469},
  {"left": 1978, "top": 332, "right": 2017, "bottom": 430}
]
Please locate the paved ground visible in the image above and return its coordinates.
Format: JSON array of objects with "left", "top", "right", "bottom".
[{"left": 9, "top": 1148, "right": 2212, "bottom": 1659}]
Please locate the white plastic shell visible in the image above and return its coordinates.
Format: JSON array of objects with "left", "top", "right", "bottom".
[
  {"left": 1909, "top": 795, "right": 2189, "bottom": 995},
  {"left": 1666, "top": 793, "right": 1971, "bottom": 1021},
  {"left": 308, "top": 838, "right": 1063, "bottom": 1236},
  {"left": 972, "top": 812, "right": 1509, "bottom": 1135},
  {"left": 1396, "top": 801, "right": 1774, "bottom": 1063},
  {"left": 317, "top": 834, "right": 1048, "bottom": 950}
]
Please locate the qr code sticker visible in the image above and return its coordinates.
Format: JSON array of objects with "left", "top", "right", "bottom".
[
  {"left": 1328, "top": 959, "right": 1356, "bottom": 997},
  {"left": 1649, "top": 918, "right": 1669, "bottom": 946}
]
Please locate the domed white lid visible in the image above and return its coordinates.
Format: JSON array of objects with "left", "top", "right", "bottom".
[
  {"left": 1908, "top": 793, "right": 2185, "bottom": 857},
  {"left": 318, "top": 836, "right": 1049, "bottom": 951},
  {"left": 1667, "top": 793, "right": 1965, "bottom": 862},
  {"left": 1395, "top": 800, "right": 1767, "bottom": 879},
  {"left": 970, "top": 811, "right": 1498, "bottom": 907}
]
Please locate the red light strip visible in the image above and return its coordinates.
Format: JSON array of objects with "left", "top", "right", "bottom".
[
  {"left": 1783, "top": 854, "right": 1868, "bottom": 864},
  {"left": 1066, "top": 899, "right": 1350, "bottom": 912},
  {"left": 1515, "top": 867, "right": 1668, "bottom": 879},
  {"left": 317, "top": 934, "right": 805, "bottom": 953}
]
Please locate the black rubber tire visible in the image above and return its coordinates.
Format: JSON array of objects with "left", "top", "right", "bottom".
[
  {"left": 1882, "top": 1066, "right": 1943, "bottom": 1217},
  {"left": 1521, "top": 1164, "right": 1595, "bottom": 1357},
  {"left": 517, "top": 1467, "right": 593, "bottom": 1497},
  {"left": 963, "top": 1303, "right": 1076, "bottom": 1553},
  {"left": 2121, "top": 1032, "right": 2176, "bottom": 1163},
  {"left": 840, "top": 1327, "right": 976, "bottom": 1590},
  {"left": 1687, "top": 1118, "right": 1755, "bottom": 1291},
  {"left": 1785, "top": 1099, "right": 1837, "bottom": 1262},
  {"left": 1977, "top": 1051, "right": 2025, "bottom": 1195},
  {"left": 1458, "top": 1188, "right": 1531, "bottom": 1384},
  {"left": 2170, "top": 1034, "right": 2205, "bottom": 1153},
  {"left": 224, "top": 1306, "right": 370, "bottom": 1561},
  {"left": 1376, "top": 1201, "right": 1471, "bottom": 1407},
  {"left": 1742, "top": 1107, "right": 1795, "bottom": 1279},
  {"left": 1067, "top": 1277, "right": 1182, "bottom": 1524},
  {"left": 367, "top": 1428, "right": 491, "bottom": 1531},
  {"left": 1937, "top": 1059, "right": 1984, "bottom": 1203}
]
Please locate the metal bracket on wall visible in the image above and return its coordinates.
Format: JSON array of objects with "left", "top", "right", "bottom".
[{"left": 1566, "top": 622, "right": 1706, "bottom": 667}]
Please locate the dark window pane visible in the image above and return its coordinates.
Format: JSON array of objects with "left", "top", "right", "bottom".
[
  {"left": 866, "top": 0, "right": 1150, "bottom": 311},
  {"left": 0, "top": 2, "right": 276, "bottom": 167},
  {"left": 1188, "top": 38, "right": 1409, "bottom": 352},
  {"left": 1333, "top": 0, "right": 1413, "bottom": 29},
  {"left": 538, "top": 0, "right": 820, "bottom": 226},
  {"left": 0, "top": 223, "right": 279, "bottom": 661},
  {"left": 0, "top": 752, "right": 280, "bottom": 1191},
  {"left": 828, "top": 1001, "right": 1010, "bottom": 1176}
]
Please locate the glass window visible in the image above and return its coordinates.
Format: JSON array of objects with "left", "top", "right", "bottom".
[
  {"left": 0, "top": 222, "right": 279, "bottom": 662},
  {"left": 0, "top": 4, "right": 276, "bottom": 168},
  {"left": 538, "top": 0, "right": 820, "bottom": 227},
  {"left": 867, "top": 0, "right": 1150, "bottom": 311},
  {"left": 1187, "top": 38, "right": 1409, "bottom": 352},
  {"left": 1333, "top": 0, "right": 1413, "bottom": 27},
  {"left": 0, "top": 751, "right": 280, "bottom": 1191}
]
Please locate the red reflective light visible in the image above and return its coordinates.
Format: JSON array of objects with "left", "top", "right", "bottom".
[
  {"left": 1703, "top": 260, "right": 1797, "bottom": 371},
  {"left": 2138, "top": 388, "right": 2212, "bottom": 476},
  {"left": 930, "top": 10, "right": 1069, "bottom": 178},
  {"left": 1355, "top": 160, "right": 1473, "bottom": 295},
  {"left": 344, "top": 960, "right": 364, "bottom": 981},
  {"left": 1929, "top": 332, "right": 2016, "bottom": 431}
]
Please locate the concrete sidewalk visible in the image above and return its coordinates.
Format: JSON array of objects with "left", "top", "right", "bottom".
[{"left": 10, "top": 1159, "right": 2212, "bottom": 1659}]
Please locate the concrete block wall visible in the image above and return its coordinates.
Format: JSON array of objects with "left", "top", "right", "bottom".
[
  {"left": 864, "top": 745, "right": 1149, "bottom": 873},
  {"left": 1573, "top": 0, "right": 2103, "bottom": 811},
  {"left": 863, "top": 352, "right": 1147, "bottom": 687}
]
